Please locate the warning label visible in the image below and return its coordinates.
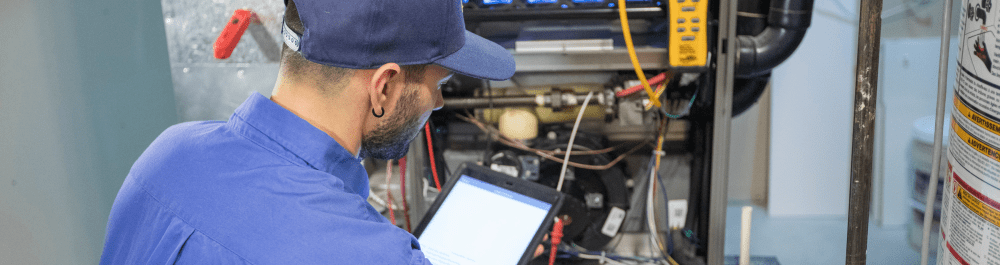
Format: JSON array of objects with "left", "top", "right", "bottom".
[
  {"left": 953, "top": 174, "right": 1000, "bottom": 229},
  {"left": 938, "top": 0, "right": 1000, "bottom": 263},
  {"left": 939, "top": 170, "right": 1000, "bottom": 265},
  {"left": 952, "top": 119, "right": 1000, "bottom": 165},
  {"left": 949, "top": 117, "right": 1000, "bottom": 182},
  {"left": 955, "top": 95, "right": 1000, "bottom": 136}
]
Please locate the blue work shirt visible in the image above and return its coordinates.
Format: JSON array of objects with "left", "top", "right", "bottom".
[{"left": 100, "top": 92, "right": 432, "bottom": 264}]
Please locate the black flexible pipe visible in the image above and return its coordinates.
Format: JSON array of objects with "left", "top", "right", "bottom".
[
  {"left": 732, "top": 73, "right": 770, "bottom": 116},
  {"left": 736, "top": 0, "right": 769, "bottom": 36},
  {"left": 735, "top": 0, "right": 814, "bottom": 77}
]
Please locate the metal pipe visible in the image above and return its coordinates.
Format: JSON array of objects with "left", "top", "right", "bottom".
[
  {"left": 920, "top": 0, "right": 953, "bottom": 263},
  {"left": 845, "top": 0, "right": 883, "bottom": 262},
  {"left": 441, "top": 93, "right": 606, "bottom": 109},
  {"left": 443, "top": 96, "right": 539, "bottom": 109},
  {"left": 734, "top": 0, "right": 814, "bottom": 77}
]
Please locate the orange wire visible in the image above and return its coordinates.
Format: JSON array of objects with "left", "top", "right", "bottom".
[{"left": 425, "top": 123, "right": 442, "bottom": 192}]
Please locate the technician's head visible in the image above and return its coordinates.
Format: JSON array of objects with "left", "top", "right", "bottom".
[{"left": 277, "top": 0, "right": 514, "bottom": 160}]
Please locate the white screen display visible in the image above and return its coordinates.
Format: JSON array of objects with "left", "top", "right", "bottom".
[{"left": 418, "top": 175, "right": 552, "bottom": 265}]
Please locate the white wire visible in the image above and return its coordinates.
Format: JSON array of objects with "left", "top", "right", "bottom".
[
  {"left": 556, "top": 91, "right": 595, "bottom": 192},
  {"left": 646, "top": 164, "right": 663, "bottom": 257},
  {"left": 577, "top": 254, "right": 632, "bottom": 265},
  {"left": 368, "top": 189, "right": 398, "bottom": 210},
  {"left": 422, "top": 175, "right": 430, "bottom": 199},
  {"left": 646, "top": 153, "right": 670, "bottom": 261}
]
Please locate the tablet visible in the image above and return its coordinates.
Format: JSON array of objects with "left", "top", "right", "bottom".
[{"left": 413, "top": 163, "right": 565, "bottom": 265}]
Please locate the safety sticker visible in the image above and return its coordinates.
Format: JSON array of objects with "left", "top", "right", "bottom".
[
  {"left": 951, "top": 119, "right": 1000, "bottom": 164},
  {"left": 953, "top": 174, "right": 1000, "bottom": 228},
  {"left": 955, "top": 95, "right": 1000, "bottom": 136}
]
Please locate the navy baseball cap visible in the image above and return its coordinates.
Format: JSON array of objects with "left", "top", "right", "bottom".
[{"left": 281, "top": 0, "right": 515, "bottom": 81}]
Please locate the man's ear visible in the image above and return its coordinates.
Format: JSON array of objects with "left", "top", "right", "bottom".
[{"left": 367, "top": 63, "right": 402, "bottom": 112}]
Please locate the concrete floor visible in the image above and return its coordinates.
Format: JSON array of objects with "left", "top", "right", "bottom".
[{"left": 723, "top": 203, "right": 931, "bottom": 265}]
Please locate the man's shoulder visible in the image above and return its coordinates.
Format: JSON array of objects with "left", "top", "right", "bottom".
[
  {"left": 137, "top": 120, "right": 284, "bottom": 170},
  {"left": 125, "top": 119, "right": 306, "bottom": 214},
  {"left": 156, "top": 120, "right": 231, "bottom": 147}
]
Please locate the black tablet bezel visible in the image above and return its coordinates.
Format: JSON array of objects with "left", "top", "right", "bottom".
[{"left": 412, "top": 163, "right": 565, "bottom": 265}]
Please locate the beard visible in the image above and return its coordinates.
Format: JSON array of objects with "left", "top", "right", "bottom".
[{"left": 359, "top": 86, "right": 426, "bottom": 160}]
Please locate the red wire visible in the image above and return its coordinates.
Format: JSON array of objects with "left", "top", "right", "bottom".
[
  {"left": 385, "top": 160, "right": 396, "bottom": 225},
  {"left": 615, "top": 72, "right": 669, "bottom": 98},
  {"left": 549, "top": 219, "right": 564, "bottom": 265},
  {"left": 399, "top": 156, "right": 412, "bottom": 232},
  {"left": 424, "top": 123, "right": 442, "bottom": 192}
]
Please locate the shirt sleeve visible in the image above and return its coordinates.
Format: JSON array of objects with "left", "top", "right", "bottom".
[
  {"left": 410, "top": 248, "right": 434, "bottom": 265},
  {"left": 174, "top": 230, "right": 252, "bottom": 265}
]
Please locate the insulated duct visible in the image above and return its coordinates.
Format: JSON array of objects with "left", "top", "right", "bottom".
[{"left": 734, "top": 0, "right": 814, "bottom": 77}]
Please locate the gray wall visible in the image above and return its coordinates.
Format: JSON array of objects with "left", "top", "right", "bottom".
[{"left": 0, "top": 0, "right": 177, "bottom": 263}]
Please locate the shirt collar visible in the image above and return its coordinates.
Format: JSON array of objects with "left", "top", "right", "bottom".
[{"left": 228, "top": 92, "right": 369, "bottom": 196}]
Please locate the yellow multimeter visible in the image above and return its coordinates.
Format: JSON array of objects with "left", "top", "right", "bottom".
[{"left": 668, "top": 0, "right": 709, "bottom": 69}]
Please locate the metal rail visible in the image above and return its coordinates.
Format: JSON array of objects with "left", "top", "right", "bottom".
[
  {"left": 845, "top": 0, "right": 883, "bottom": 262},
  {"left": 920, "top": 0, "right": 954, "bottom": 264},
  {"left": 707, "top": 0, "right": 739, "bottom": 263}
]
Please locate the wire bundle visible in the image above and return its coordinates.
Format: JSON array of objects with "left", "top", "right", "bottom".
[{"left": 456, "top": 114, "right": 649, "bottom": 171}]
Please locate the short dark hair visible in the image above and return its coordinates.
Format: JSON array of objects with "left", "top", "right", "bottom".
[{"left": 281, "top": 0, "right": 428, "bottom": 95}]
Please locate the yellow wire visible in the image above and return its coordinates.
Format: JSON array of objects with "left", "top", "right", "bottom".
[
  {"left": 644, "top": 81, "right": 668, "bottom": 110},
  {"left": 667, "top": 255, "right": 681, "bottom": 265},
  {"left": 618, "top": 0, "right": 661, "bottom": 107},
  {"left": 655, "top": 119, "right": 665, "bottom": 170}
]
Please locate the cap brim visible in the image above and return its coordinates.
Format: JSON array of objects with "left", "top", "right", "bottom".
[{"left": 434, "top": 31, "right": 515, "bottom": 81}]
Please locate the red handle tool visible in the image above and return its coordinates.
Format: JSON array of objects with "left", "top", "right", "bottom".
[{"left": 214, "top": 9, "right": 256, "bottom": 59}]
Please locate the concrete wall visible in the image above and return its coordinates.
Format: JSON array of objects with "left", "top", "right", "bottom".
[{"left": 0, "top": 0, "right": 176, "bottom": 263}]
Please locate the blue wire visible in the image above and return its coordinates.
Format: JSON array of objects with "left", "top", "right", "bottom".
[
  {"left": 661, "top": 89, "right": 699, "bottom": 119},
  {"left": 650, "top": 154, "right": 673, "bottom": 255}
]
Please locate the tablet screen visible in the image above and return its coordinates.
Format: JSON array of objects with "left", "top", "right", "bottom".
[{"left": 418, "top": 175, "right": 552, "bottom": 265}]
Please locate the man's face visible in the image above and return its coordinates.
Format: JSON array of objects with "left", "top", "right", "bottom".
[{"left": 360, "top": 65, "right": 451, "bottom": 160}]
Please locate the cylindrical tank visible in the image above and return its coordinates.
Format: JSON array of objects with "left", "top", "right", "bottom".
[{"left": 938, "top": 2, "right": 1000, "bottom": 263}]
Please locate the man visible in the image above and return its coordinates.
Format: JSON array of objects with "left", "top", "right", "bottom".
[{"left": 99, "top": 0, "right": 514, "bottom": 263}]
